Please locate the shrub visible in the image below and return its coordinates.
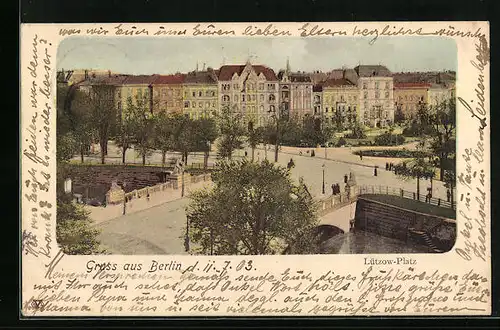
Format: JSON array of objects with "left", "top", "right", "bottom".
[
  {"left": 374, "top": 132, "right": 406, "bottom": 146},
  {"left": 352, "top": 149, "right": 430, "bottom": 158},
  {"left": 336, "top": 137, "right": 347, "bottom": 147}
]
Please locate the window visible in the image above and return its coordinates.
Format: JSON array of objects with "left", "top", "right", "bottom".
[
  {"left": 269, "top": 105, "right": 275, "bottom": 112},
  {"left": 267, "top": 84, "right": 276, "bottom": 90},
  {"left": 206, "top": 102, "right": 210, "bottom": 108},
  {"left": 184, "top": 91, "right": 188, "bottom": 97},
  {"left": 260, "top": 105, "right": 264, "bottom": 111},
  {"left": 269, "top": 94, "right": 276, "bottom": 102},
  {"left": 385, "top": 91, "right": 390, "bottom": 98},
  {"left": 222, "top": 84, "right": 230, "bottom": 91},
  {"left": 184, "top": 101, "right": 190, "bottom": 108},
  {"left": 364, "top": 101, "right": 368, "bottom": 109},
  {"left": 242, "top": 95, "right": 246, "bottom": 102},
  {"left": 199, "top": 102, "right": 203, "bottom": 108},
  {"left": 375, "top": 82, "right": 380, "bottom": 89},
  {"left": 233, "top": 83, "right": 239, "bottom": 89},
  {"left": 325, "top": 107, "right": 329, "bottom": 113},
  {"left": 192, "top": 91, "right": 196, "bottom": 97},
  {"left": 260, "top": 94, "right": 264, "bottom": 102},
  {"left": 375, "top": 91, "right": 380, "bottom": 99},
  {"left": 199, "top": 91, "right": 202, "bottom": 97},
  {"left": 242, "top": 105, "right": 246, "bottom": 112},
  {"left": 363, "top": 83, "right": 368, "bottom": 89},
  {"left": 385, "top": 82, "right": 390, "bottom": 89},
  {"left": 364, "top": 91, "right": 368, "bottom": 99},
  {"left": 252, "top": 95, "right": 256, "bottom": 101},
  {"left": 222, "top": 95, "right": 230, "bottom": 102},
  {"left": 234, "top": 95, "right": 238, "bottom": 102},
  {"left": 259, "top": 83, "right": 264, "bottom": 90},
  {"left": 212, "top": 102, "right": 216, "bottom": 108}
]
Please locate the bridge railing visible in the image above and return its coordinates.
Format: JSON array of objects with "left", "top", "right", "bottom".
[{"left": 358, "top": 185, "right": 456, "bottom": 210}]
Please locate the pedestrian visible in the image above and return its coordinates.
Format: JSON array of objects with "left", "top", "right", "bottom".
[
  {"left": 311, "top": 150, "right": 315, "bottom": 157},
  {"left": 287, "top": 158, "right": 295, "bottom": 170},
  {"left": 245, "top": 151, "right": 248, "bottom": 157},
  {"left": 446, "top": 189, "right": 451, "bottom": 202},
  {"left": 386, "top": 162, "right": 389, "bottom": 170},
  {"left": 374, "top": 166, "right": 378, "bottom": 176},
  {"left": 359, "top": 151, "right": 363, "bottom": 160},
  {"left": 335, "top": 183, "right": 340, "bottom": 195},
  {"left": 331, "top": 183, "right": 335, "bottom": 195},
  {"left": 344, "top": 174, "right": 348, "bottom": 184}
]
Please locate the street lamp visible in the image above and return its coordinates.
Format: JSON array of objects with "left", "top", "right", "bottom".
[
  {"left": 184, "top": 215, "right": 190, "bottom": 252},
  {"left": 122, "top": 181, "right": 127, "bottom": 215},
  {"left": 322, "top": 163, "right": 326, "bottom": 195},
  {"left": 268, "top": 105, "right": 280, "bottom": 163}
]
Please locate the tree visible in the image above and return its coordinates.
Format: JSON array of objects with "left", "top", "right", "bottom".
[
  {"left": 346, "top": 121, "right": 367, "bottom": 139},
  {"left": 186, "top": 160, "right": 319, "bottom": 255},
  {"left": 193, "top": 117, "right": 218, "bottom": 171},
  {"left": 429, "top": 99, "right": 456, "bottom": 181},
  {"left": 56, "top": 193, "right": 105, "bottom": 255},
  {"left": 247, "top": 126, "right": 264, "bottom": 162},
  {"left": 129, "top": 94, "right": 155, "bottom": 165},
  {"left": 86, "top": 86, "right": 118, "bottom": 164},
  {"left": 70, "top": 90, "right": 96, "bottom": 162},
  {"left": 115, "top": 97, "right": 138, "bottom": 164},
  {"left": 170, "top": 114, "right": 197, "bottom": 165},
  {"left": 55, "top": 85, "right": 105, "bottom": 254},
  {"left": 394, "top": 150, "right": 435, "bottom": 198},
  {"left": 216, "top": 106, "right": 246, "bottom": 160},
  {"left": 153, "top": 111, "right": 175, "bottom": 166},
  {"left": 394, "top": 106, "right": 405, "bottom": 124}
]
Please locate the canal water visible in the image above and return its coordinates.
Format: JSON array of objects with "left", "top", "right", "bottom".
[{"left": 320, "top": 229, "right": 433, "bottom": 254}]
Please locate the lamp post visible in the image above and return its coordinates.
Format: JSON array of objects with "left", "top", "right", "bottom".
[
  {"left": 268, "top": 105, "right": 280, "bottom": 163},
  {"left": 122, "top": 181, "right": 127, "bottom": 215},
  {"left": 184, "top": 215, "right": 190, "bottom": 252},
  {"left": 322, "top": 163, "right": 326, "bottom": 195},
  {"left": 180, "top": 161, "right": 185, "bottom": 198}
]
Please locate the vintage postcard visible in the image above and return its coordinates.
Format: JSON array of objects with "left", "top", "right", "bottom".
[{"left": 20, "top": 22, "right": 490, "bottom": 316}]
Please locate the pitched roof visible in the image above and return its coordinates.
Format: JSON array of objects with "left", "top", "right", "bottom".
[
  {"left": 218, "top": 64, "right": 278, "bottom": 81},
  {"left": 78, "top": 74, "right": 129, "bottom": 86},
  {"left": 309, "top": 71, "right": 328, "bottom": 85},
  {"left": 394, "top": 82, "right": 432, "bottom": 89},
  {"left": 153, "top": 74, "right": 185, "bottom": 84},
  {"left": 354, "top": 65, "right": 392, "bottom": 77},
  {"left": 322, "top": 78, "right": 356, "bottom": 87},
  {"left": 122, "top": 75, "right": 157, "bottom": 85},
  {"left": 184, "top": 70, "right": 218, "bottom": 84},
  {"left": 277, "top": 70, "right": 312, "bottom": 83}
]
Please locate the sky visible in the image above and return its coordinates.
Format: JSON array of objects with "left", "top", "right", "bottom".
[{"left": 57, "top": 36, "right": 457, "bottom": 75}]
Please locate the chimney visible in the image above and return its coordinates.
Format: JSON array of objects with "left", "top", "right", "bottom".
[
  {"left": 108, "top": 70, "right": 111, "bottom": 77},
  {"left": 84, "top": 69, "right": 88, "bottom": 80}
]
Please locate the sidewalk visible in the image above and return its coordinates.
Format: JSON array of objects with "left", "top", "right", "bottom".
[{"left": 87, "top": 179, "right": 213, "bottom": 225}]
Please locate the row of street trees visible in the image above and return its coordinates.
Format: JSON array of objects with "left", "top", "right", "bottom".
[
  {"left": 58, "top": 84, "right": 336, "bottom": 166},
  {"left": 394, "top": 98, "right": 456, "bottom": 204}
]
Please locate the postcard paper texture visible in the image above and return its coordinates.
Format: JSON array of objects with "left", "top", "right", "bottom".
[{"left": 20, "top": 22, "right": 490, "bottom": 316}]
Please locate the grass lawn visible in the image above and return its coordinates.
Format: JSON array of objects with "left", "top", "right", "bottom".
[{"left": 360, "top": 194, "right": 456, "bottom": 220}]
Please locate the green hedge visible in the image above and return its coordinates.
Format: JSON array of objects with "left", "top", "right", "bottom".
[{"left": 352, "top": 149, "right": 430, "bottom": 158}]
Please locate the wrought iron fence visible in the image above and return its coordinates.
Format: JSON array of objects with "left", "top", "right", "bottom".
[{"left": 358, "top": 184, "right": 456, "bottom": 210}]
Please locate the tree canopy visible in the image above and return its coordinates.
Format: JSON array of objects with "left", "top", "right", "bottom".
[{"left": 186, "top": 160, "right": 319, "bottom": 255}]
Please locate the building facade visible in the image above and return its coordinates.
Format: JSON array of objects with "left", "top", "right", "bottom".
[
  {"left": 313, "top": 84, "right": 323, "bottom": 119},
  {"left": 182, "top": 69, "right": 219, "bottom": 119},
  {"left": 393, "top": 82, "right": 431, "bottom": 119},
  {"left": 278, "top": 62, "right": 314, "bottom": 120},
  {"left": 117, "top": 75, "right": 157, "bottom": 116},
  {"left": 354, "top": 65, "right": 395, "bottom": 128},
  {"left": 322, "top": 78, "right": 359, "bottom": 127},
  {"left": 151, "top": 74, "right": 185, "bottom": 114},
  {"left": 217, "top": 62, "right": 279, "bottom": 128},
  {"left": 427, "top": 83, "right": 454, "bottom": 108}
]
